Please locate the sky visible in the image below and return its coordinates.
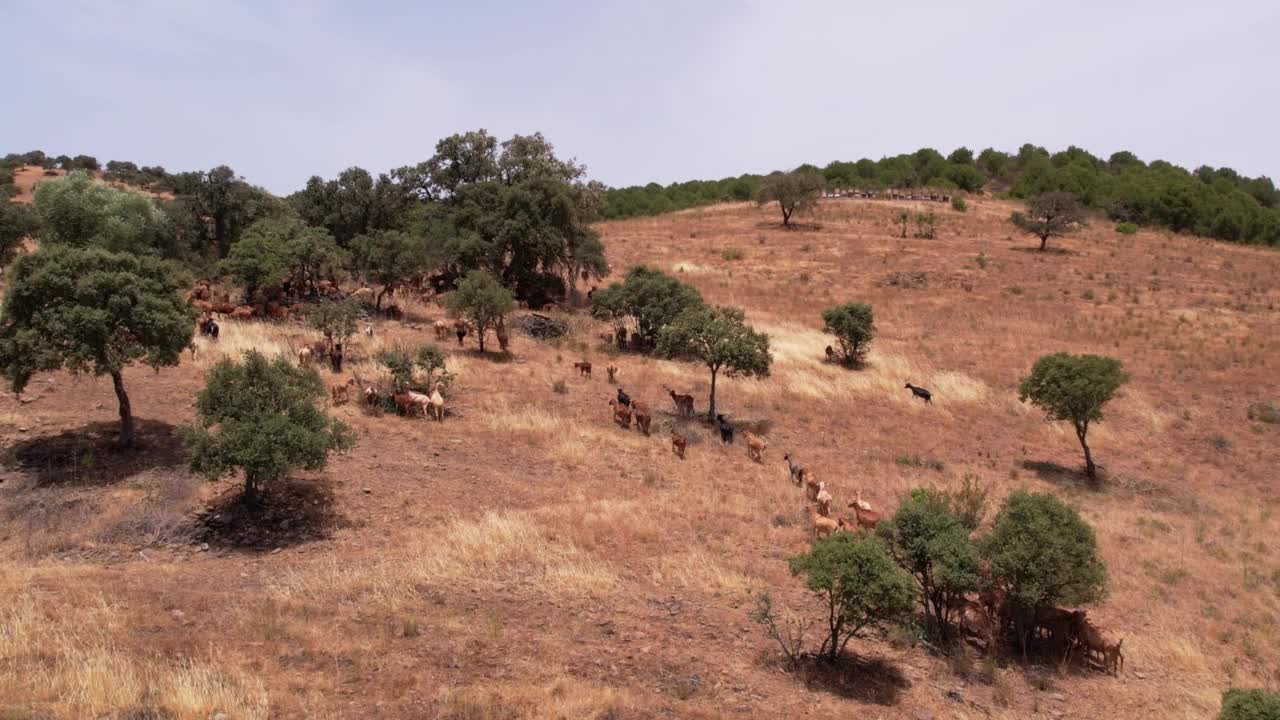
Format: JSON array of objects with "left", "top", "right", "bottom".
[{"left": 5, "top": 0, "right": 1278, "bottom": 195}]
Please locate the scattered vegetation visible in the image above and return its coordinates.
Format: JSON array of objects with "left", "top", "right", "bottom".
[
  {"left": 755, "top": 169, "right": 825, "bottom": 227},
  {"left": 657, "top": 305, "right": 771, "bottom": 420},
  {"left": 951, "top": 196, "right": 967, "bottom": 212},
  {"left": 1019, "top": 352, "right": 1128, "bottom": 481},
  {"left": 1219, "top": 688, "right": 1280, "bottom": 720},
  {"left": 821, "top": 302, "right": 875, "bottom": 367},
  {"left": 447, "top": 270, "right": 514, "bottom": 353},
  {"left": 1010, "top": 191, "right": 1086, "bottom": 251},
  {"left": 1115, "top": 221, "right": 1139, "bottom": 234}
]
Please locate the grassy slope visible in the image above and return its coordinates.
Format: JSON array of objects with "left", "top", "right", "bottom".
[{"left": 1, "top": 196, "right": 1278, "bottom": 718}]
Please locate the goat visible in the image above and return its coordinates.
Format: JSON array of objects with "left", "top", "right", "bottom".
[
  {"left": 804, "top": 471, "right": 822, "bottom": 501},
  {"left": 905, "top": 383, "right": 933, "bottom": 404},
  {"left": 188, "top": 342, "right": 199, "bottom": 361},
  {"left": 1035, "top": 606, "right": 1085, "bottom": 650},
  {"left": 454, "top": 318, "right": 468, "bottom": 346},
  {"left": 783, "top": 453, "right": 806, "bottom": 487},
  {"left": 574, "top": 361, "right": 592, "bottom": 377},
  {"left": 434, "top": 319, "right": 450, "bottom": 340},
  {"left": 231, "top": 305, "right": 253, "bottom": 320},
  {"left": 670, "top": 430, "right": 687, "bottom": 459},
  {"left": 1070, "top": 614, "right": 1124, "bottom": 675},
  {"left": 298, "top": 347, "right": 314, "bottom": 366},
  {"left": 631, "top": 400, "right": 651, "bottom": 435},
  {"left": 716, "top": 414, "right": 734, "bottom": 444},
  {"left": 824, "top": 345, "right": 835, "bottom": 362},
  {"left": 428, "top": 382, "right": 445, "bottom": 422},
  {"left": 815, "top": 481, "right": 833, "bottom": 517},
  {"left": 609, "top": 398, "right": 632, "bottom": 427},
  {"left": 331, "top": 377, "right": 356, "bottom": 405},
  {"left": 846, "top": 498, "right": 882, "bottom": 531},
  {"left": 364, "top": 324, "right": 374, "bottom": 339},
  {"left": 667, "top": 388, "right": 695, "bottom": 417},
  {"left": 495, "top": 322, "right": 510, "bottom": 353},
  {"left": 364, "top": 386, "right": 380, "bottom": 406},
  {"left": 851, "top": 489, "right": 872, "bottom": 512},
  {"left": 384, "top": 304, "right": 403, "bottom": 320},
  {"left": 615, "top": 387, "right": 631, "bottom": 407},
  {"left": 806, "top": 505, "right": 839, "bottom": 540},
  {"left": 392, "top": 390, "right": 416, "bottom": 417},
  {"left": 606, "top": 365, "right": 618, "bottom": 384},
  {"left": 743, "top": 430, "right": 766, "bottom": 462}
]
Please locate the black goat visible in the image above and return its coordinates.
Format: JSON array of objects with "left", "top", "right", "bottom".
[
  {"left": 200, "top": 317, "right": 219, "bottom": 340},
  {"left": 716, "top": 413, "right": 734, "bottom": 444},
  {"left": 905, "top": 383, "right": 932, "bottom": 404},
  {"left": 616, "top": 388, "right": 631, "bottom": 407}
]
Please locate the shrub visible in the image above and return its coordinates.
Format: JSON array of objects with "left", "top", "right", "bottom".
[
  {"left": 1019, "top": 352, "right": 1128, "bottom": 481},
  {"left": 788, "top": 532, "right": 915, "bottom": 663},
  {"left": 945, "top": 473, "right": 990, "bottom": 531},
  {"left": 951, "top": 196, "right": 968, "bottom": 212},
  {"left": 1115, "top": 222, "right": 1139, "bottom": 234},
  {"left": 749, "top": 592, "right": 811, "bottom": 669},
  {"left": 552, "top": 379, "right": 568, "bottom": 394},
  {"left": 821, "top": 302, "right": 875, "bottom": 367},
  {"left": 1246, "top": 401, "right": 1279, "bottom": 424},
  {"left": 1219, "top": 688, "right": 1280, "bottom": 720},
  {"left": 447, "top": 270, "right": 514, "bottom": 353},
  {"left": 721, "top": 247, "right": 744, "bottom": 261},
  {"left": 974, "top": 252, "right": 987, "bottom": 269},
  {"left": 657, "top": 304, "right": 771, "bottom": 420}
]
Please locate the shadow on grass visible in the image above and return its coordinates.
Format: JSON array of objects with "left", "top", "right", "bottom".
[
  {"left": 1020, "top": 460, "right": 1101, "bottom": 490},
  {"left": 796, "top": 654, "right": 910, "bottom": 705},
  {"left": 196, "top": 475, "right": 347, "bottom": 552},
  {"left": 1011, "top": 245, "right": 1076, "bottom": 256},
  {"left": 7, "top": 419, "right": 186, "bottom": 488}
]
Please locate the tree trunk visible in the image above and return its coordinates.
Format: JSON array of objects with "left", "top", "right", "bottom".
[
  {"left": 706, "top": 366, "right": 719, "bottom": 421},
  {"left": 1039, "top": 234, "right": 1049, "bottom": 251},
  {"left": 110, "top": 370, "right": 135, "bottom": 447},
  {"left": 244, "top": 474, "right": 260, "bottom": 505},
  {"left": 781, "top": 205, "right": 792, "bottom": 226},
  {"left": 376, "top": 286, "right": 388, "bottom": 311},
  {"left": 477, "top": 328, "right": 486, "bottom": 352},
  {"left": 1076, "top": 422, "right": 1097, "bottom": 480}
]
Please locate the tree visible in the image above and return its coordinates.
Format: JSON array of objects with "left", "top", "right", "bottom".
[
  {"left": 1219, "top": 689, "right": 1280, "bottom": 720},
  {"left": 0, "top": 246, "right": 194, "bottom": 446},
  {"left": 789, "top": 532, "right": 916, "bottom": 663},
  {"left": 876, "top": 489, "right": 980, "bottom": 640},
  {"left": 821, "top": 302, "right": 875, "bottom": 367},
  {"left": 350, "top": 229, "right": 431, "bottom": 310},
  {"left": 980, "top": 491, "right": 1107, "bottom": 653},
  {"left": 1019, "top": 352, "right": 1128, "bottom": 480},
  {"left": 895, "top": 210, "right": 909, "bottom": 238},
  {"left": 308, "top": 300, "right": 361, "bottom": 353},
  {"left": 1011, "top": 191, "right": 1086, "bottom": 250},
  {"left": 289, "top": 166, "right": 411, "bottom": 246},
  {"left": 447, "top": 270, "right": 513, "bottom": 352},
  {"left": 756, "top": 170, "right": 825, "bottom": 226},
  {"left": 184, "top": 350, "right": 354, "bottom": 503},
  {"left": 376, "top": 343, "right": 450, "bottom": 391},
  {"left": 166, "top": 166, "right": 281, "bottom": 259},
  {"left": 589, "top": 265, "right": 704, "bottom": 348},
  {"left": 657, "top": 305, "right": 771, "bottom": 420},
  {"left": 220, "top": 220, "right": 288, "bottom": 300},
  {"left": 222, "top": 217, "right": 344, "bottom": 300},
  {"left": 33, "top": 171, "right": 179, "bottom": 258},
  {"left": 0, "top": 202, "right": 40, "bottom": 269}
]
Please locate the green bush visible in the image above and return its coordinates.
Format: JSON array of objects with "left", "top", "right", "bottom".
[
  {"left": 821, "top": 302, "right": 875, "bottom": 367},
  {"left": 1246, "top": 401, "right": 1279, "bottom": 424},
  {"left": 1019, "top": 352, "right": 1128, "bottom": 481},
  {"left": 1220, "top": 688, "right": 1280, "bottom": 720},
  {"left": 722, "top": 247, "right": 744, "bottom": 261},
  {"left": 1115, "top": 222, "right": 1139, "bottom": 234},
  {"left": 951, "top": 196, "right": 968, "bottom": 212}
]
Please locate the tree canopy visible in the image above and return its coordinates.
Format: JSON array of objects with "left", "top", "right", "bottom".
[
  {"left": 184, "top": 350, "right": 355, "bottom": 502},
  {"left": 220, "top": 216, "right": 345, "bottom": 300},
  {"left": 32, "top": 171, "right": 179, "bottom": 258},
  {"left": 589, "top": 265, "right": 704, "bottom": 348},
  {"left": 756, "top": 170, "right": 825, "bottom": 226},
  {"left": 0, "top": 246, "right": 194, "bottom": 446},
  {"left": 1010, "top": 191, "right": 1087, "bottom": 250},
  {"left": 350, "top": 229, "right": 432, "bottom": 309},
  {"left": 657, "top": 305, "right": 771, "bottom": 419},
  {"left": 447, "top": 270, "right": 514, "bottom": 353},
  {"left": 1019, "top": 352, "right": 1128, "bottom": 480},
  {"left": 821, "top": 302, "right": 876, "bottom": 367},
  {"left": 0, "top": 201, "right": 40, "bottom": 269}
]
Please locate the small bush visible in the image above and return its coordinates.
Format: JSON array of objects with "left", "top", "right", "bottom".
[
  {"left": 552, "top": 379, "right": 568, "bottom": 394},
  {"left": 951, "top": 196, "right": 968, "bottom": 212},
  {"left": 974, "top": 252, "right": 987, "bottom": 270},
  {"left": 946, "top": 473, "right": 990, "bottom": 531},
  {"left": 1007, "top": 286, "right": 1024, "bottom": 295},
  {"left": 1246, "top": 402, "right": 1279, "bottom": 424},
  {"left": 721, "top": 247, "right": 744, "bottom": 261},
  {"left": 1115, "top": 222, "right": 1139, "bottom": 234},
  {"left": 1219, "top": 688, "right": 1280, "bottom": 720},
  {"left": 821, "top": 302, "right": 875, "bottom": 367}
]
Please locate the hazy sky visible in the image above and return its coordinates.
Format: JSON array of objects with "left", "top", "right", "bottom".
[{"left": 6, "top": 0, "right": 1277, "bottom": 194}]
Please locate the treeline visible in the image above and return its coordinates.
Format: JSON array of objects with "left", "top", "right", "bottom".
[{"left": 603, "top": 145, "right": 1280, "bottom": 246}]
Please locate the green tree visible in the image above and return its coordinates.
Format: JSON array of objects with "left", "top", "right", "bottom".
[
  {"left": 308, "top": 300, "right": 362, "bottom": 352},
  {"left": 589, "top": 265, "right": 703, "bottom": 348},
  {"left": 1011, "top": 191, "right": 1087, "bottom": 251},
  {"left": 1019, "top": 352, "right": 1128, "bottom": 480},
  {"left": 789, "top": 532, "right": 916, "bottom": 663},
  {"left": 350, "top": 229, "right": 430, "bottom": 310},
  {"left": 33, "top": 171, "right": 178, "bottom": 258},
  {"left": 0, "top": 202, "right": 40, "bottom": 269},
  {"left": 0, "top": 246, "right": 194, "bottom": 446},
  {"left": 756, "top": 169, "right": 825, "bottom": 226},
  {"left": 288, "top": 166, "right": 411, "bottom": 246},
  {"left": 166, "top": 165, "right": 281, "bottom": 258},
  {"left": 376, "top": 343, "right": 450, "bottom": 391},
  {"left": 184, "top": 350, "right": 355, "bottom": 503},
  {"left": 1220, "top": 689, "right": 1280, "bottom": 720},
  {"left": 980, "top": 491, "right": 1108, "bottom": 653},
  {"left": 876, "top": 489, "right": 980, "bottom": 640},
  {"left": 657, "top": 305, "right": 771, "bottom": 420},
  {"left": 821, "top": 302, "right": 875, "bottom": 367},
  {"left": 222, "top": 217, "right": 344, "bottom": 300},
  {"left": 447, "top": 270, "right": 514, "bottom": 352}
]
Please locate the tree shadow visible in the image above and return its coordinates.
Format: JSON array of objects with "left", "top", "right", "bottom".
[
  {"left": 6, "top": 419, "right": 187, "bottom": 488},
  {"left": 1020, "top": 460, "right": 1100, "bottom": 490},
  {"left": 753, "top": 221, "right": 824, "bottom": 232},
  {"left": 1011, "top": 245, "right": 1076, "bottom": 256},
  {"left": 195, "top": 475, "right": 348, "bottom": 552},
  {"left": 796, "top": 654, "right": 910, "bottom": 705}
]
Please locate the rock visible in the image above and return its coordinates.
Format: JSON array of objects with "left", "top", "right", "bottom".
[
  {"left": 363, "top": 487, "right": 372, "bottom": 494},
  {"left": 17, "top": 427, "right": 28, "bottom": 433},
  {"left": 1134, "top": 671, "right": 1146, "bottom": 680},
  {"left": 946, "top": 689, "right": 963, "bottom": 702},
  {"left": 171, "top": 609, "right": 186, "bottom": 621},
  {"left": 1050, "top": 693, "right": 1066, "bottom": 702},
  {"left": 199, "top": 543, "right": 210, "bottom": 552},
  {"left": 912, "top": 710, "right": 934, "bottom": 720}
]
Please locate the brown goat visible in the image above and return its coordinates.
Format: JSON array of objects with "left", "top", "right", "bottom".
[
  {"left": 330, "top": 378, "right": 355, "bottom": 405},
  {"left": 670, "top": 430, "right": 687, "bottom": 459},
  {"left": 574, "top": 361, "right": 592, "bottom": 377},
  {"left": 606, "top": 365, "right": 618, "bottom": 383},
  {"left": 743, "top": 430, "right": 767, "bottom": 462},
  {"left": 631, "top": 401, "right": 651, "bottom": 435},
  {"left": 846, "top": 499, "right": 882, "bottom": 531},
  {"left": 609, "top": 398, "right": 631, "bottom": 427},
  {"left": 666, "top": 388, "right": 695, "bottom": 417},
  {"left": 1071, "top": 614, "right": 1124, "bottom": 675}
]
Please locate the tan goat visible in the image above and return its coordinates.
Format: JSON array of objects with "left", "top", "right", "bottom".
[
  {"left": 671, "top": 430, "right": 687, "bottom": 459},
  {"left": 815, "top": 481, "right": 833, "bottom": 517},
  {"left": 742, "top": 430, "right": 766, "bottom": 463},
  {"left": 806, "top": 505, "right": 839, "bottom": 540}
]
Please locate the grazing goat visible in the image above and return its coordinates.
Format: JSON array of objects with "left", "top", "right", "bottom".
[
  {"left": 331, "top": 378, "right": 356, "bottom": 405},
  {"left": 631, "top": 400, "right": 651, "bottom": 435},
  {"left": 716, "top": 414, "right": 734, "bottom": 444},
  {"left": 905, "top": 383, "right": 933, "bottom": 404},
  {"left": 667, "top": 388, "right": 694, "bottom": 417},
  {"left": 846, "top": 499, "right": 882, "bottom": 531},
  {"left": 574, "top": 361, "right": 592, "bottom": 377},
  {"left": 670, "top": 430, "right": 687, "bottom": 459},
  {"left": 851, "top": 489, "right": 872, "bottom": 512},
  {"left": 231, "top": 305, "right": 254, "bottom": 320},
  {"left": 496, "top": 322, "right": 510, "bottom": 352},
  {"left": 825, "top": 345, "right": 835, "bottom": 362},
  {"left": 298, "top": 347, "right": 313, "bottom": 366},
  {"left": 364, "top": 324, "right": 374, "bottom": 338},
  {"left": 428, "top": 382, "right": 445, "bottom": 422},
  {"left": 783, "top": 453, "right": 806, "bottom": 486},
  {"left": 616, "top": 387, "right": 631, "bottom": 407},
  {"left": 804, "top": 472, "right": 822, "bottom": 501},
  {"left": 606, "top": 365, "right": 618, "bottom": 384},
  {"left": 392, "top": 391, "right": 415, "bottom": 417},
  {"left": 199, "top": 316, "right": 219, "bottom": 340},
  {"left": 454, "top": 319, "right": 468, "bottom": 346},
  {"left": 434, "top": 319, "right": 450, "bottom": 340},
  {"left": 609, "top": 398, "right": 632, "bottom": 428},
  {"left": 806, "top": 505, "right": 839, "bottom": 540},
  {"left": 815, "top": 482, "right": 833, "bottom": 517},
  {"left": 743, "top": 430, "right": 766, "bottom": 462},
  {"left": 1070, "top": 614, "right": 1124, "bottom": 675},
  {"left": 364, "top": 386, "right": 380, "bottom": 406}
]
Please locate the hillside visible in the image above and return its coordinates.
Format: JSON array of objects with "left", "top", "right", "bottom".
[{"left": 1, "top": 195, "right": 1279, "bottom": 718}]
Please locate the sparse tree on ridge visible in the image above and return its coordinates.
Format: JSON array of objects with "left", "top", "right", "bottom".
[
  {"left": 756, "top": 169, "right": 825, "bottom": 227},
  {"left": 1011, "top": 191, "right": 1086, "bottom": 251},
  {"left": 1019, "top": 352, "right": 1127, "bottom": 481}
]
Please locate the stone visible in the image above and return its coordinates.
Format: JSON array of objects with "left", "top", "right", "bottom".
[
  {"left": 363, "top": 487, "right": 372, "bottom": 494},
  {"left": 912, "top": 710, "right": 934, "bottom": 720},
  {"left": 199, "top": 543, "right": 210, "bottom": 552}
]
